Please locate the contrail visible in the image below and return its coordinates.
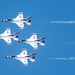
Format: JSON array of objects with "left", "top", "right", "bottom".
[
  {"left": 66, "top": 41, "right": 75, "bottom": 45},
  {"left": 49, "top": 20, "right": 75, "bottom": 24},
  {"left": 49, "top": 57, "right": 75, "bottom": 60}
]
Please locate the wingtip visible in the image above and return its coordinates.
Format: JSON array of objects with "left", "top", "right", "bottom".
[
  {"left": 18, "top": 12, "right": 23, "bottom": 14},
  {"left": 5, "top": 27, "right": 11, "bottom": 30},
  {"left": 7, "top": 43, "right": 12, "bottom": 45},
  {"left": 32, "top": 53, "right": 36, "bottom": 55},
  {"left": 32, "top": 33, "right": 37, "bottom": 35},
  {"left": 20, "top": 27, "right": 24, "bottom": 30},
  {"left": 34, "top": 48, "right": 38, "bottom": 50},
  {"left": 42, "top": 44, "right": 45, "bottom": 47},
  {"left": 42, "top": 36, "right": 46, "bottom": 39},
  {"left": 14, "top": 32, "right": 20, "bottom": 34},
  {"left": 22, "top": 48, "right": 27, "bottom": 51},
  {"left": 44, "top": 36, "right": 46, "bottom": 39},
  {"left": 32, "top": 61, "right": 35, "bottom": 63},
  {"left": 23, "top": 64, "right": 28, "bottom": 66}
]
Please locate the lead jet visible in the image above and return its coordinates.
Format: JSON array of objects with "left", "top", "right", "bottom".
[
  {"left": 0, "top": 29, "right": 19, "bottom": 44},
  {"left": 2, "top": 12, "right": 32, "bottom": 29},
  {"left": 18, "top": 34, "right": 46, "bottom": 49},
  {"left": 6, "top": 49, "right": 36, "bottom": 66}
]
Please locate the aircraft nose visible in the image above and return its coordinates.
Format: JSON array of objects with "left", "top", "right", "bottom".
[
  {"left": 2, "top": 20, "right": 5, "bottom": 22},
  {"left": 5, "top": 56, "right": 8, "bottom": 58},
  {"left": 5, "top": 56, "right": 9, "bottom": 58}
]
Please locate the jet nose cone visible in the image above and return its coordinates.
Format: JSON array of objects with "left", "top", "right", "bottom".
[
  {"left": 5, "top": 56, "right": 7, "bottom": 58},
  {"left": 2, "top": 20, "right": 5, "bottom": 22},
  {"left": 5, "top": 56, "right": 9, "bottom": 58}
]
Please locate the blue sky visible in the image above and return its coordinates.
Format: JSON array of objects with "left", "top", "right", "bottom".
[{"left": 0, "top": 0, "right": 75, "bottom": 75}]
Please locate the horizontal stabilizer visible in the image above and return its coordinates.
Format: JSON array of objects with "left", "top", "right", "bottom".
[{"left": 30, "top": 59, "right": 35, "bottom": 62}]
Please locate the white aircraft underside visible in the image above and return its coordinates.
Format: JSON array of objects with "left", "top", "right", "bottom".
[
  {"left": 0, "top": 29, "right": 18, "bottom": 44},
  {"left": 6, "top": 49, "right": 35, "bottom": 66},
  {"left": 2, "top": 12, "right": 32, "bottom": 29},
  {"left": 19, "top": 34, "right": 45, "bottom": 49}
]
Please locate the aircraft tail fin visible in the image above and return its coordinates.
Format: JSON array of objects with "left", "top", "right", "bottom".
[
  {"left": 13, "top": 32, "right": 19, "bottom": 36},
  {"left": 27, "top": 22, "right": 31, "bottom": 26},
  {"left": 40, "top": 37, "right": 46, "bottom": 41},
  {"left": 13, "top": 37, "right": 19, "bottom": 41},
  {"left": 30, "top": 58, "right": 35, "bottom": 62},
  {"left": 40, "top": 37, "right": 46, "bottom": 43},
  {"left": 26, "top": 17, "right": 32, "bottom": 26},
  {"left": 39, "top": 42, "right": 45, "bottom": 46},
  {"left": 29, "top": 53, "right": 36, "bottom": 62},
  {"left": 26, "top": 21, "right": 31, "bottom": 26},
  {"left": 12, "top": 32, "right": 19, "bottom": 41},
  {"left": 39, "top": 37, "right": 46, "bottom": 46}
]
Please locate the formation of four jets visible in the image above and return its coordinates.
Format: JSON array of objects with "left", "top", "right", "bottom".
[{"left": 1, "top": 12, "right": 46, "bottom": 66}]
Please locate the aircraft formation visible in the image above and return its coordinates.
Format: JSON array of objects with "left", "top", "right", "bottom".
[{"left": 1, "top": 12, "right": 46, "bottom": 66}]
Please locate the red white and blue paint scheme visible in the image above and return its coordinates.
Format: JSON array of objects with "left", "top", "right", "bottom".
[
  {"left": 18, "top": 33, "right": 46, "bottom": 49},
  {"left": 0, "top": 28, "right": 19, "bottom": 44},
  {"left": 2, "top": 12, "right": 32, "bottom": 29},
  {"left": 6, "top": 49, "right": 36, "bottom": 66}
]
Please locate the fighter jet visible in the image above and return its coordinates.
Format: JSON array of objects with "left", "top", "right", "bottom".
[
  {"left": 2, "top": 12, "right": 32, "bottom": 29},
  {"left": 6, "top": 49, "right": 36, "bottom": 66},
  {"left": 0, "top": 29, "right": 19, "bottom": 44},
  {"left": 18, "top": 33, "right": 46, "bottom": 49}
]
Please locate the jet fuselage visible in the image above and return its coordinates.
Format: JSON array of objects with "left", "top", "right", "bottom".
[
  {"left": 3, "top": 18, "right": 31, "bottom": 23},
  {"left": 25, "top": 39, "right": 44, "bottom": 44},
  {"left": 6, "top": 55, "right": 34, "bottom": 60},
  {"left": 0, "top": 34, "right": 18, "bottom": 39}
]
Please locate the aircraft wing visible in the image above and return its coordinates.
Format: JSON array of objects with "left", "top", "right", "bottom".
[
  {"left": 3, "top": 38, "right": 11, "bottom": 44},
  {"left": 29, "top": 43, "right": 38, "bottom": 49},
  {"left": 3, "top": 29, "right": 11, "bottom": 35},
  {"left": 29, "top": 34, "right": 37, "bottom": 41},
  {"left": 19, "top": 50, "right": 27, "bottom": 57},
  {"left": 20, "top": 59, "right": 28, "bottom": 65},
  {"left": 15, "top": 22, "right": 24, "bottom": 29},
  {"left": 16, "top": 13, "right": 23, "bottom": 20}
]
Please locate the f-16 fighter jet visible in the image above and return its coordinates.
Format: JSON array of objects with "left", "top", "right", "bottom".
[
  {"left": 2, "top": 12, "right": 32, "bottom": 29},
  {"left": 6, "top": 49, "right": 36, "bottom": 66},
  {"left": 18, "top": 33, "right": 46, "bottom": 49},
  {"left": 0, "top": 29, "right": 19, "bottom": 44}
]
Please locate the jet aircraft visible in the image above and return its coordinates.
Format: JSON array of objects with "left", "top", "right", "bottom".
[
  {"left": 2, "top": 12, "right": 32, "bottom": 29},
  {"left": 6, "top": 49, "right": 36, "bottom": 66},
  {"left": 0, "top": 29, "right": 19, "bottom": 44},
  {"left": 18, "top": 33, "right": 46, "bottom": 49}
]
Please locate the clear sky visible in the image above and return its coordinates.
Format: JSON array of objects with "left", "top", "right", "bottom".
[{"left": 0, "top": 0, "right": 75, "bottom": 75}]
